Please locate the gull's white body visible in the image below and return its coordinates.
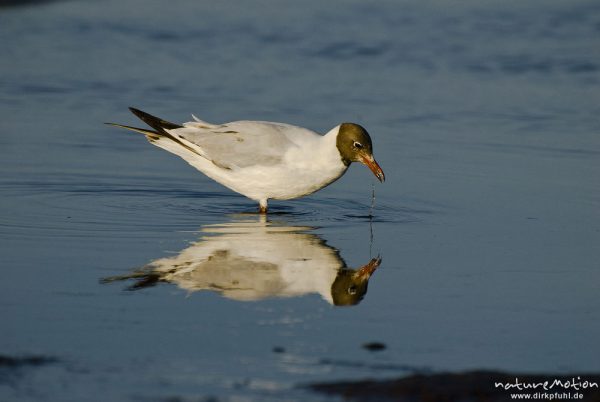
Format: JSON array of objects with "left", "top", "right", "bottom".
[{"left": 153, "top": 119, "right": 348, "bottom": 206}]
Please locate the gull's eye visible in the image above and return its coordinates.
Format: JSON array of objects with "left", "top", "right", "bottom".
[
  {"left": 348, "top": 286, "right": 357, "bottom": 295},
  {"left": 353, "top": 141, "right": 363, "bottom": 149}
]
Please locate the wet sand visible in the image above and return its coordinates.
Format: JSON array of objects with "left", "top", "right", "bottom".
[{"left": 309, "top": 371, "right": 600, "bottom": 401}]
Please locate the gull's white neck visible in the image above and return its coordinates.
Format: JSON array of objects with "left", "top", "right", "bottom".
[{"left": 318, "top": 124, "right": 344, "bottom": 165}]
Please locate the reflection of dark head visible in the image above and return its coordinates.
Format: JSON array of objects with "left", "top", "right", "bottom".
[{"left": 330, "top": 257, "right": 381, "bottom": 306}]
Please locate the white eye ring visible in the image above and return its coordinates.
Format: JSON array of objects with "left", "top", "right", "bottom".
[{"left": 353, "top": 141, "right": 363, "bottom": 149}]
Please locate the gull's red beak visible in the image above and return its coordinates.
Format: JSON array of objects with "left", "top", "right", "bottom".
[
  {"left": 355, "top": 256, "right": 382, "bottom": 281},
  {"left": 359, "top": 153, "right": 385, "bottom": 182}
]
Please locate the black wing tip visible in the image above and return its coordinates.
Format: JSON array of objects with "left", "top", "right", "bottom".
[
  {"left": 129, "top": 106, "right": 154, "bottom": 121},
  {"left": 128, "top": 107, "right": 149, "bottom": 121},
  {"left": 127, "top": 107, "right": 183, "bottom": 131}
]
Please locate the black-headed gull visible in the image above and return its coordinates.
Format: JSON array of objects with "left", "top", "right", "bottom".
[
  {"left": 102, "top": 219, "right": 381, "bottom": 306},
  {"left": 107, "top": 108, "right": 385, "bottom": 212}
]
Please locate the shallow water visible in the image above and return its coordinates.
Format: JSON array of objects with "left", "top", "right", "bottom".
[{"left": 1, "top": 0, "right": 600, "bottom": 401}]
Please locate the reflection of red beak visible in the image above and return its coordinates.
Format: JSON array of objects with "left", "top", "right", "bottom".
[
  {"left": 359, "top": 153, "right": 385, "bottom": 182},
  {"left": 355, "top": 256, "right": 382, "bottom": 280}
]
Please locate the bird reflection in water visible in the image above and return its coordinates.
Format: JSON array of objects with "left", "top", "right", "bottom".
[{"left": 102, "top": 217, "right": 381, "bottom": 306}]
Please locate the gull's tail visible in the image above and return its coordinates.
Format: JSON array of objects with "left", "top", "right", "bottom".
[
  {"left": 105, "top": 107, "right": 203, "bottom": 157},
  {"left": 105, "top": 107, "right": 183, "bottom": 139}
]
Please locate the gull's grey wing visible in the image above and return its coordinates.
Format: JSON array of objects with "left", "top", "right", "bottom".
[{"left": 171, "top": 121, "right": 315, "bottom": 170}]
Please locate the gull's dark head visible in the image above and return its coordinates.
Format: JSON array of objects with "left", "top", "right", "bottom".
[
  {"left": 330, "top": 257, "right": 381, "bottom": 306},
  {"left": 336, "top": 123, "right": 385, "bottom": 182}
]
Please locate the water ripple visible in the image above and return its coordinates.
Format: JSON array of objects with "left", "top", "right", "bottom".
[{"left": 0, "top": 175, "right": 431, "bottom": 240}]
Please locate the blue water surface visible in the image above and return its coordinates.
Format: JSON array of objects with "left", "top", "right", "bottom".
[{"left": 1, "top": 0, "right": 599, "bottom": 401}]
